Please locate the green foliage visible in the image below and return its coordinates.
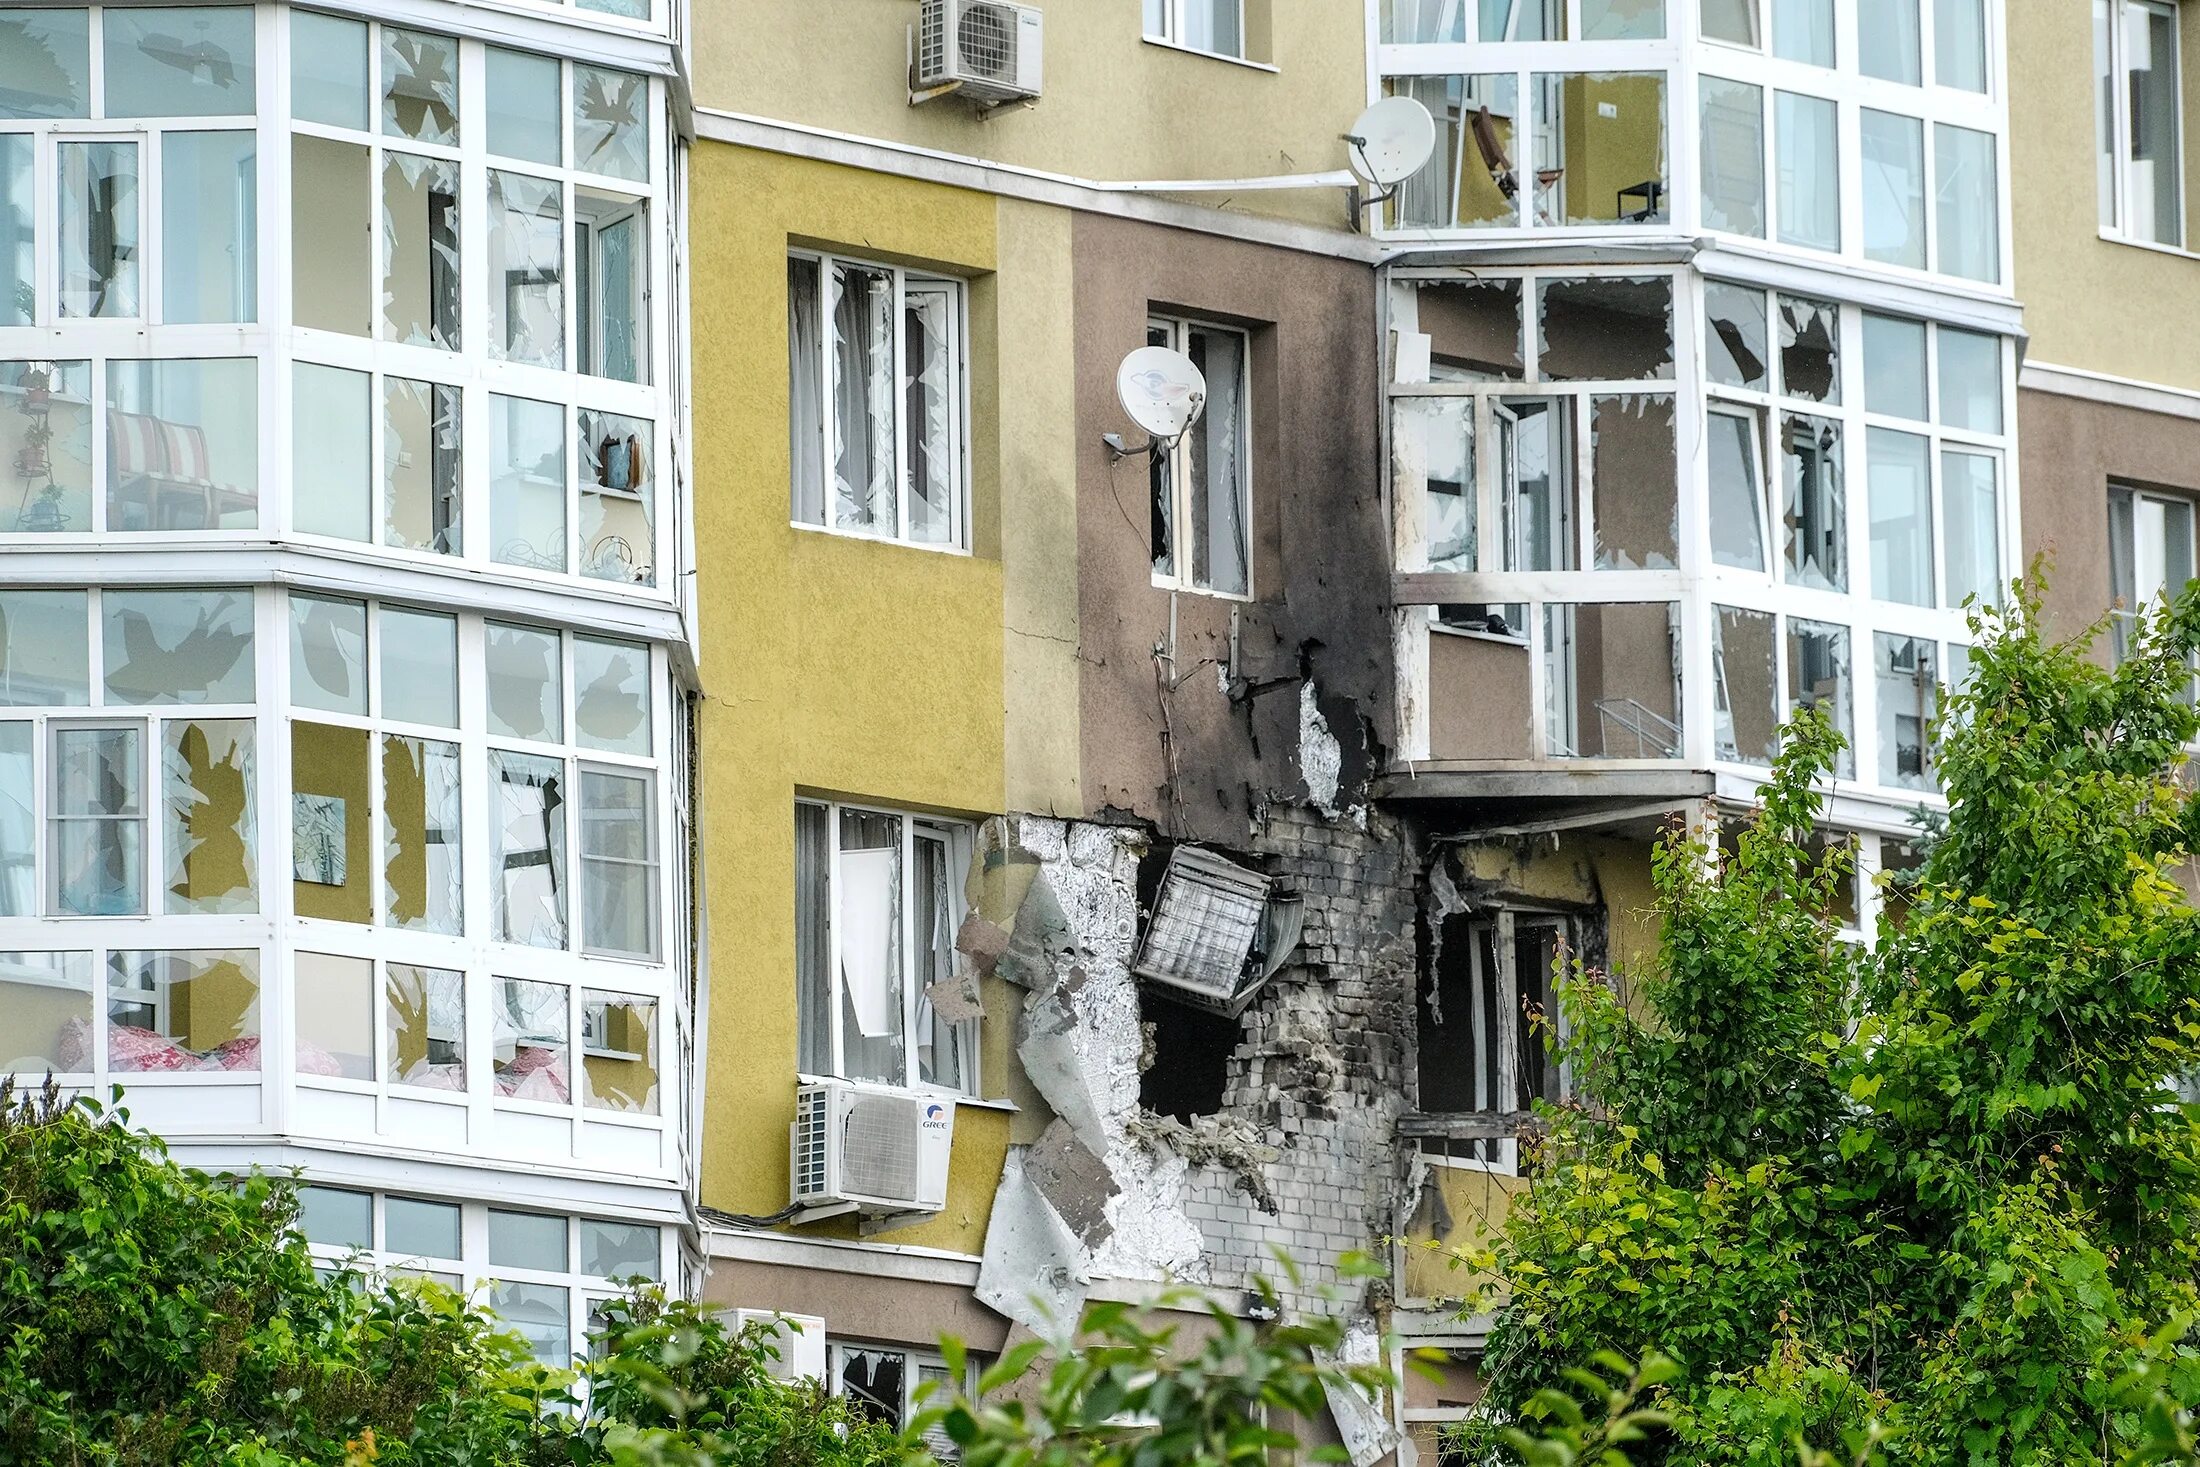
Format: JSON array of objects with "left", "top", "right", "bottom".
[
  {"left": 918, "top": 1258, "right": 1395, "bottom": 1467},
  {"left": 1464, "top": 580, "right": 2200, "bottom": 1464},
  {"left": 0, "top": 1079, "right": 902, "bottom": 1467}
]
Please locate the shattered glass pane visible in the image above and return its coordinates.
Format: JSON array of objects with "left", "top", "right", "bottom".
[
  {"left": 1537, "top": 276, "right": 1673, "bottom": 381},
  {"left": 1781, "top": 414, "right": 1844, "bottom": 591},
  {"left": 491, "top": 751, "right": 567, "bottom": 949},
  {"left": 573, "top": 636, "right": 652, "bottom": 754},
  {"left": 290, "top": 594, "right": 366, "bottom": 714},
  {"left": 385, "top": 735, "right": 462, "bottom": 935},
  {"left": 163, "top": 719, "right": 255, "bottom": 915},
  {"left": 830, "top": 263, "right": 896, "bottom": 534},
  {"left": 106, "top": 950, "right": 260, "bottom": 1072},
  {"left": 1590, "top": 395, "right": 1676, "bottom": 569},
  {"left": 58, "top": 141, "right": 138, "bottom": 318},
  {"left": 1787, "top": 617, "right": 1855, "bottom": 777},
  {"left": 1542, "top": 602, "right": 1682, "bottom": 759},
  {"left": 582, "top": 991, "right": 659, "bottom": 1114},
  {"left": 1778, "top": 295, "right": 1840, "bottom": 402},
  {"left": 1394, "top": 398, "right": 1475, "bottom": 572},
  {"left": 383, "top": 376, "right": 462, "bottom": 554},
  {"left": 0, "top": 9, "right": 88, "bottom": 119},
  {"left": 490, "top": 171, "right": 563, "bottom": 368},
  {"left": 1533, "top": 74, "right": 1668, "bottom": 226},
  {"left": 574, "top": 67, "right": 649, "bottom": 182},
  {"left": 1713, "top": 605, "right": 1778, "bottom": 765},
  {"left": 487, "top": 623, "right": 562, "bottom": 741},
  {"left": 1704, "top": 282, "right": 1768, "bottom": 390},
  {"left": 838, "top": 1350, "right": 908, "bottom": 1430},
  {"left": 904, "top": 283, "right": 956, "bottom": 545},
  {"left": 382, "top": 152, "right": 460, "bottom": 349},
  {"left": 579, "top": 193, "right": 648, "bottom": 383},
  {"left": 495, "top": 978, "right": 571, "bottom": 1101},
  {"left": 580, "top": 1219, "right": 658, "bottom": 1279},
  {"left": 1415, "top": 279, "right": 1524, "bottom": 379},
  {"left": 296, "top": 951, "right": 372, "bottom": 1081},
  {"left": 580, "top": 409, "right": 655, "bottom": 585},
  {"left": 913, "top": 832, "right": 968, "bottom": 1093},
  {"left": 382, "top": 29, "right": 458, "bottom": 145},
  {"left": 1383, "top": 74, "right": 1523, "bottom": 230},
  {"left": 387, "top": 963, "right": 465, "bottom": 1092},
  {"left": 1876, "top": 634, "right": 1939, "bottom": 789},
  {"left": 0, "top": 952, "right": 93, "bottom": 1072},
  {"left": 105, "top": 357, "right": 259, "bottom": 531},
  {"left": 1186, "top": 324, "right": 1249, "bottom": 596},
  {"left": 103, "top": 588, "right": 254, "bottom": 705}
]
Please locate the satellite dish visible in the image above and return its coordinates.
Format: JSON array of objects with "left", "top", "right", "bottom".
[
  {"left": 1116, "top": 346, "right": 1207, "bottom": 441},
  {"left": 1344, "top": 96, "right": 1436, "bottom": 188}
]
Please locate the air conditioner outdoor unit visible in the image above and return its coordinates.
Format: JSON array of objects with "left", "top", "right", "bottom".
[
  {"left": 1132, "top": 845, "right": 1276, "bottom": 1016},
  {"left": 916, "top": 0, "right": 1044, "bottom": 105},
  {"left": 790, "top": 1078, "right": 956, "bottom": 1214}
]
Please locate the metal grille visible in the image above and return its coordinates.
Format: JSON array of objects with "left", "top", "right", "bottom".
[
  {"left": 792, "top": 1087, "right": 830, "bottom": 1198},
  {"left": 840, "top": 1091, "right": 921, "bottom": 1200},
  {"left": 1133, "top": 846, "right": 1269, "bottom": 1004},
  {"left": 957, "top": 2, "right": 1015, "bottom": 78},
  {"left": 918, "top": 0, "right": 948, "bottom": 82}
]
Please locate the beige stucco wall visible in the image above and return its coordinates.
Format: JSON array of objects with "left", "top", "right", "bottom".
[
  {"left": 2010, "top": 0, "right": 2200, "bottom": 385},
  {"left": 688, "top": 0, "right": 1369, "bottom": 228}
]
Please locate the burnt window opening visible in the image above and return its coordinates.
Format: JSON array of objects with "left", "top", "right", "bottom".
[
  {"left": 1417, "top": 904, "right": 1576, "bottom": 1165},
  {"left": 1140, "top": 987, "right": 1239, "bottom": 1120}
]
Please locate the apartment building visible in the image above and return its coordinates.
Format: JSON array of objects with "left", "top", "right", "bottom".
[
  {"left": 2008, "top": 0, "right": 2200, "bottom": 657},
  {"left": 0, "top": 0, "right": 696, "bottom": 1361}
]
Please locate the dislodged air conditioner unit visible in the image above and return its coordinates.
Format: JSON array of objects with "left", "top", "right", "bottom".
[
  {"left": 791, "top": 1078, "right": 956, "bottom": 1215},
  {"left": 1132, "top": 845, "right": 1279, "bottom": 1017},
  {"left": 916, "top": 0, "right": 1043, "bottom": 106}
]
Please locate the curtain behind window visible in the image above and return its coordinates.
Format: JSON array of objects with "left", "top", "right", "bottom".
[
  {"left": 795, "top": 802, "right": 830, "bottom": 1074},
  {"left": 1189, "top": 327, "right": 1248, "bottom": 595},
  {"left": 830, "top": 263, "right": 896, "bottom": 533},
  {"left": 787, "top": 259, "right": 824, "bottom": 524}
]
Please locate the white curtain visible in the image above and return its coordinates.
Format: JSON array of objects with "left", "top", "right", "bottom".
[
  {"left": 787, "top": 259, "right": 824, "bottom": 524},
  {"left": 829, "top": 263, "right": 897, "bottom": 533}
]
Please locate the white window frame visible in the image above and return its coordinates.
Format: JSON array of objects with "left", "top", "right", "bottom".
[
  {"left": 795, "top": 798, "right": 981, "bottom": 1099},
  {"left": 1414, "top": 907, "right": 1574, "bottom": 1178},
  {"left": 2097, "top": 0, "right": 2189, "bottom": 248},
  {"left": 787, "top": 249, "right": 970, "bottom": 553},
  {"left": 2109, "top": 482, "right": 2199, "bottom": 661},
  {"left": 827, "top": 1339, "right": 978, "bottom": 1441},
  {"left": 1144, "top": 0, "right": 1250, "bottom": 59},
  {"left": 1147, "top": 314, "right": 1254, "bottom": 600}
]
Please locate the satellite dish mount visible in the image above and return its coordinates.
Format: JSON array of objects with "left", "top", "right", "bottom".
[
  {"left": 1342, "top": 96, "right": 1437, "bottom": 218},
  {"left": 1105, "top": 345, "right": 1208, "bottom": 462}
]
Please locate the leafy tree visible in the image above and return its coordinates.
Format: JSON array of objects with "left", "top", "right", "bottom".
[
  {"left": 0, "top": 1079, "right": 903, "bottom": 1467},
  {"left": 1460, "top": 580, "right": 2200, "bottom": 1465}
]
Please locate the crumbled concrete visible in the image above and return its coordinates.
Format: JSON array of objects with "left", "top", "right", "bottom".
[
  {"left": 1023, "top": 1117, "right": 1118, "bottom": 1245},
  {"left": 1123, "top": 1112, "right": 1281, "bottom": 1213},
  {"left": 1299, "top": 681, "right": 1344, "bottom": 819}
]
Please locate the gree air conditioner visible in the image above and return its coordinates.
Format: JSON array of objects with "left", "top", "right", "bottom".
[
  {"left": 790, "top": 1078, "right": 956, "bottom": 1214},
  {"left": 916, "top": 0, "right": 1044, "bottom": 105}
]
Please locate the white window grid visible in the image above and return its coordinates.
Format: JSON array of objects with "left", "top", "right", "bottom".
[
  {"left": 827, "top": 1339, "right": 978, "bottom": 1439},
  {"left": 788, "top": 249, "right": 972, "bottom": 554},
  {"left": 1144, "top": 0, "right": 1250, "bottom": 60},
  {"left": 0, "top": 586, "right": 677, "bottom": 1151},
  {"left": 2096, "top": 0, "right": 2188, "bottom": 247},
  {"left": 796, "top": 798, "right": 982, "bottom": 1099},
  {"left": 1147, "top": 313, "right": 1254, "bottom": 600},
  {"left": 1370, "top": 8, "right": 2009, "bottom": 285},
  {"left": 297, "top": 1189, "right": 672, "bottom": 1368},
  {"left": 1385, "top": 265, "right": 2013, "bottom": 802},
  {"left": 0, "top": 6, "right": 677, "bottom": 602}
]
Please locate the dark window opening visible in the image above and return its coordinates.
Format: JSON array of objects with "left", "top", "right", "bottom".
[{"left": 1140, "top": 986, "right": 1237, "bottom": 1119}]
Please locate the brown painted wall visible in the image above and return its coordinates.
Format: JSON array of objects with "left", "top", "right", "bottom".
[
  {"left": 2018, "top": 388, "right": 2200, "bottom": 649},
  {"left": 1069, "top": 212, "right": 1386, "bottom": 842}
]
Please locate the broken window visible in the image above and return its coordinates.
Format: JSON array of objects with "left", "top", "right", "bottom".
[
  {"left": 1861, "top": 109, "right": 1926, "bottom": 270},
  {"left": 788, "top": 253, "right": 967, "bottom": 549},
  {"left": 580, "top": 409, "right": 656, "bottom": 586},
  {"left": 0, "top": 952, "right": 94, "bottom": 1075},
  {"left": 382, "top": 153, "right": 460, "bottom": 349},
  {"left": 1409, "top": 279, "right": 1525, "bottom": 379},
  {"left": 1713, "top": 605, "right": 1779, "bottom": 766},
  {"left": 1590, "top": 395, "right": 1676, "bottom": 569},
  {"left": 1394, "top": 398, "right": 1475, "bottom": 571},
  {"left": 573, "top": 637, "right": 653, "bottom": 754},
  {"left": 577, "top": 192, "right": 649, "bottom": 384},
  {"left": 1533, "top": 74, "right": 1669, "bottom": 226},
  {"left": 793, "top": 800, "right": 979, "bottom": 1095},
  {"left": 486, "top": 623, "right": 562, "bottom": 742},
  {"left": 1417, "top": 906, "right": 1574, "bottom": 1165},
  {"left": 1868, "top": 428, "right": 1934, "bottom": 607},
  {"left": 1705, "top": 283, "right": 1769, "bottom": 390},
  {"left": 1500, "top": 398, "right": 1574, "bottom": 571},
  {"left": 1150, "top": 316, "right": 1251, "bottom": 597},
  {"left": 296, "top": 951, "right": 373, "bottom": 1081},
  {"left": 1781, "top": 414, "right": 1844, "bottom": 591},
  {"left": 1700, "top": 77, "right": 1765, "bottom": 237},
  {"left": 1876, "top": 634, "right": 1939, "bottom": 789},
  {"left": 1707, "top": 405, "right": 1768, "bottom": 571},
  {"left": 1133, "top": 845, "right": 1272, "bottom": 1015},
  {"left": 575, "top": 66, "right": 649, "bottom": 182},
  {"left": 1140, "top": 985, "right": 1236, "bottom": 1120},
  {"left": 0, "top": 9, "right": 88, "bottom": 119},
  {"left": 52, "top": 723, "right": 144, "bottom": 916},
  {"left": 490, "top": 171, "right": 563, "bottom": 368},
  {"left": 106, "top": 949, "right": 260, "bottom": 1073},
  {"left": 103, "top": 588, "right": 254, "bottom": 706},
  {"left": 383, "top": 27, "right": 458, "bottom": 143},
  {"left": 1786, "top": 617, "right": 1856, "bottom": 776},
  {"left": 291, "top": 594, "right": 367, "bottom": 714},
  {"left": 1775, "top": 91, "right": 1839, "bottom": 250},
  {"left": 1536, "top": 277, "right": 1674, "bottom": 381},
  {"left": 491, "top": 750, "right": 567, "bottom": 948},
  {"left": 1383, "top": 73, "right": 1524, "bottom": 230},
  {"left": 1864, "top": 315, "right": 1928, "bottom": 421},
  {"left": 58, "top": 141, "right": 137, "bottom": 318},
  {"left": 163, "top": 719, "right": 255, "bottom": 915},
  {"left": 831, "top": 1344, "right": 967, "bottom": 1442},
  {"left": 293, "top": 721, "right": 371, "bottom": 924},
  {"left": 494, "top": 976, "right": 570, "bottom": 1102},
  {"left": 1778, "top": 296, "right": 1840, "bottom": 403},
  {"left": 384, "top": 376, "right": 462, "bottom": 555},
  {"left": 582, "top": 990, "right": 660, "bottom": 1114},
  {"left": 1543, "top": 602, "right": 1682, "bottom": 759},
  {"left": 385, "top": 735, "right": 462, "bottom": 934},
  {"left": 388, "top": 962, "right": 466, "bottom": 1091}
]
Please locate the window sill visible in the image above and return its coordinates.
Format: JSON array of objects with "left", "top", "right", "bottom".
[
  {"left": 791, "top": 519, "right": 974, "bottom": 558},
  {"left": 1139, "top": 35, "right": 1279, "bottom": 73},
  {"left": 1151, "top": 574, "right": 1255, "bottom": 603},
  {"left": 2097, "top": 228, "right": 2200, "bottom": 265}
]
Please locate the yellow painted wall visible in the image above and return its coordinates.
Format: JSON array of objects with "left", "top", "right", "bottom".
[
  {"left": 687, "top": 0, "right": 1367, "bottom": 229},
  {"left": 689, "top": 142, "right": 1078, "bottom": 1254},
  {"left": 2010, "top": 0, "right": 2200, "bottom": 386}
]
